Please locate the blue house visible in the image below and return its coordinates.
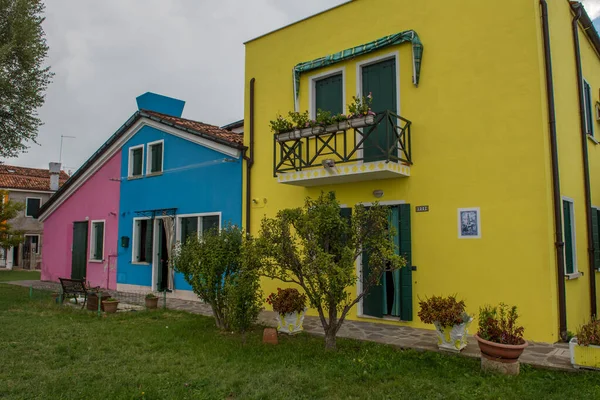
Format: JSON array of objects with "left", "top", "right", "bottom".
[{"left": 116, "top": 93, "right": 245, "bottom": 299}]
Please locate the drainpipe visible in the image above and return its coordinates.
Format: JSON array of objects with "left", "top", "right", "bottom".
[
  {"left": 571, "top": 2, "right": 597, "bottom": 317},
  {"left": 540, "top": 0, "right": 568, "bottom": 340},
  {"left": 244, "top": 78, "right": 256, "bottom": 234}
]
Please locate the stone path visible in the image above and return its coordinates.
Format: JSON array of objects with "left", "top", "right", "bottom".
[{"left": 7, "top": 280, "right": 574, "bottom": 372}]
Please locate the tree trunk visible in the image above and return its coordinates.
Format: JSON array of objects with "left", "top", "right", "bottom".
[{"left": 325, "top": 325, "right": 337, "bottom": 350}]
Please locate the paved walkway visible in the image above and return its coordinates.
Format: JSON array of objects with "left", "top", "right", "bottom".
[{"left": 7, "top": 280, "right": 574, "bottom": 372}]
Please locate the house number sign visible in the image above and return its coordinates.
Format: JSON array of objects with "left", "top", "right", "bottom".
[{"left": 416, "top": 205, "right": 429, "bottom": 212}]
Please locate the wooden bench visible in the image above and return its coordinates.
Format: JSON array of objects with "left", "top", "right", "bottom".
[{"left": 58, "top": 278, "right": 89, "bottom": 309}]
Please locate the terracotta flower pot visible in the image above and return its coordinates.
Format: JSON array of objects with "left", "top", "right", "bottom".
[
  {"left": 475, "top": 334, "right": 528, "bottom": 363},
  {"left": 102, "top": 300, "right": 119, "bottom": 314},
  {"left": 145, "top": 297, "right": 159, "bottom": 309},
  {"left": 87, "top": 293, "right": 111, "bottom": 311}
]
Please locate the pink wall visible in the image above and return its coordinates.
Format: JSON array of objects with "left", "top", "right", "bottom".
[{"left": 41, "top": 152, "right": 121, "bottom": 289}]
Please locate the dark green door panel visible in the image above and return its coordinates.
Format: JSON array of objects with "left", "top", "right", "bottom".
[
  {"left": 362, "top": 249, "right": 384, "bottom": 318},
  {"left": 362, "top": 58, "right": 397, "bottom": 162},
  {"left": 398, "top": 204, "right": 413, "bottom": 321},
  {"left": 563, "top": 200, "right": 574, "bottom": 275},
  {"left": 71, "top": 222, "right": 88, "bottom": 280},
  {"left": 315, "top": 73, "right": 343, "bottom": 116},
  {"left": 156, "top": 219, "right": 163, "bottom": 290}
]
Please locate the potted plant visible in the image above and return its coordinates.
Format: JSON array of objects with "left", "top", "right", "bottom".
[
  {"left": 102, "top": 297, "right": 120, "bottom": 314},
  {"left": 570, "top": 318, "right": 600, "bottom": 370},
  {"left": 266, "top": 288, "right": 307, "bottom": 334},
  {"left": 87, "top": 289, "right": 111, "bottom": 311},
  {"left": 348, "top": 93, "right": 376, "bottom": 128},
  {"left": 145, "top": 293, "right": 159, "bottom": 309},
  {"left": 475, "top": 303, "right": 528, "bottom": 363},
  {"left": 418, "top": 295, "right": 472, "bottom": 352}
]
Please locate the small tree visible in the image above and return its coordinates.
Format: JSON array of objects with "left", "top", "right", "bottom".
[
  {"left": 174, "top": 223, "right": 262, "bottom": 333},
  {"left": 253, "top": 192, "right": 405, "bottom": 350},
  {"left": 0, "top": 191, "right": 25, "bottom": 256}
]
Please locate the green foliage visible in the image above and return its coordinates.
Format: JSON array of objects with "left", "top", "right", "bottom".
[
  {"left": 477, "top": 303, "right": 525, "bottom": 345},
  {"left": 348, "top": 93, "right": 373, "bottom": 117},
  {"left": 0, "top": 0, "right": 54, "bottom": 158},
  {"left": 174, "top": 223, "right": 262, "bottom": 332},
  {"left": 316, "top": 109, "right": 333, "bottom": 126},
  {"left": 250, "top": 191, "right": 405, "bottom": 349},
  {"left": 266, "top": 288, "right": 307, "bottom": 315},
  {"left": 418, "top": 295, "right": 470, "bottom": 328},
  {"left": 576, "top": 318, "right": 600, "bottom": 346},
  {"left": 269, "top": 114, "right": 294, "bottom": 134},
  {"left": 105, "top": 298, "right": 118, "bottom": 302},
  {"left": 288, "top": 110, "right": 310, "bottom": 129},
  {"left": 0, "top": 190, "right": 25, "bottom": 251},
  {"left": 145, "top": 293, "right": 157, "bottom": 299}
]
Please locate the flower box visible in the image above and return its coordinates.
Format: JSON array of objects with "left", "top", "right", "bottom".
[
  {"left": 570, "top": 337, "right": 600, "bottom": 370},
  {"left": 276, "top": 309, "right": 307, "bottom": 335},
  {"left": 433, "top": 318, "right": 472, "bottom": 352},
  {"left": 348, "top": 115, "right": 375, "bottom": 128},
  {"left": 275, "top": 129, "right": 302, "bottom": 142}
]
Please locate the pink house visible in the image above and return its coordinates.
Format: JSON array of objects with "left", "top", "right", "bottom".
[{"left": 39, "top": 152, "right": 121, "bottom": 289}]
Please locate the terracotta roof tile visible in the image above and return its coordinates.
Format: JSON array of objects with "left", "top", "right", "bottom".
[
  {"left": 0, "top": 164, "right": 69, "bottom": 192},
  {"left": 143, "top": 110, "right": 244, "bottom": 146}
]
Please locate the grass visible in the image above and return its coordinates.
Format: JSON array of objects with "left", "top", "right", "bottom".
[
  {"left": 1, "top": 285, "right": 599, "bottom": 400},
  {"left": 0, "top": 269, "right": 40, "bottom": 282}
]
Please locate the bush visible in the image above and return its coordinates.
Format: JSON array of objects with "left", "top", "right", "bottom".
[
  {"left": 267, "top": 288, "right": 307, "bottom": 315},
  {"left": 576, "top": 318, "right": 600, "bottom": 346},
  {"left": 418, "top": 295, "right": 469, "bottom": 328},
  {"left": 225, "top": 268, "right": 263, "bottom": 335},
  {"left": 477, "top": 303, "right": 525, "bottom": 345}
]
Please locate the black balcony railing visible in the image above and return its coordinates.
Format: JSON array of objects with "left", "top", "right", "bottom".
[{"left": 273, "top": 110, "right": 412, "bottom": 176}]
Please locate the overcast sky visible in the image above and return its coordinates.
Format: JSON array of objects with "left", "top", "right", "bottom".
[{"left": 2, "top": 0, "right": 600, "bottom": 173}]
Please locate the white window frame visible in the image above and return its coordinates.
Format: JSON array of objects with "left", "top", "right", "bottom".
[
  {"left": 583, "top": 79, "right": 594, "bottom": 137},
  {"left": 88, "top": 220, "right": 105, "bottom": 262},
  {"left": 25, "top": 197, "right": 42, "bottom": 218},
  {"left": 562, "top": 197, "right": 580, "bottom": 279},
  {"left": 308, "top": 67, "right": 346, "bottom": 120},
  {"left": 176, "top": 212, "right": 222, "bottom": 242},
  {"left": 132, "top": 216, "right": 151, "bottom": 264},
  {"left": 128, "top": 144, "right": 145, "bottom": 178},
  {"left": 146, "top": 140, "right": 165, "bottom": 175},
  {"left": 24, "top": 234, "right": 41, "bottom": 255},
  {"left": 457, "top": 207, "right": 481, "bottom": 239},
  {"left": 355, "top": 51, "right": 401, "bottom": 162}
]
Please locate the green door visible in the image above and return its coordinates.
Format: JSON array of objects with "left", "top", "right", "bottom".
[
  {"left": 362, "top": 58, "right": 397, "bottom": 162},
  {"left": 71, "top": 222, "right": 88, "bottom": 280},
  {"left": 563, "top": 201, "right": 574, "bottom": 275}
]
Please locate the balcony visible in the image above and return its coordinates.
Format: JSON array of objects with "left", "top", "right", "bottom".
[{"left": 273, "top": 111, "right": 412, "bottom": 186}]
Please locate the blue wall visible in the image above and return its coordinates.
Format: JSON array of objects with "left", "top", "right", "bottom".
[{"left": 116, "top": 125, "right": 242, "bottom": 290}]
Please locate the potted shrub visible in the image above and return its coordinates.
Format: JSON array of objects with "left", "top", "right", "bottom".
[
  {"left": 475, "top": 303, "right": 528, "bottom": 363},
  {"left": 87, "top": 290, "right": 111, "bottom": 311},
  {"left": 267, "top": 288, "right": 307, "bottom": 334},
  {"left": 102, "top": 297, "right": 119, "bottom": 314},
  {"left": 418, "top": 295, "right": 472, "bottom": 352},
  {"left": 570, "top": 318, "right": 600, "bottom": 370},
  {"left": 348, "top": 94, "right": 376, "bottom": 128},
  {"left": 145, "top": 293, "right": 159, "bottom": 309}
]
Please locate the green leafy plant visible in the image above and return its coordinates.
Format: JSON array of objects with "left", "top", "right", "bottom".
[
  {"left": 576, "top": 318, "right": 600, "bottom": 346},
  {"left": 224, "top": 266, "right": 263, "bottom": 338},
  {"left": 145, "top": 293, "right": 157, "bottom": 299},
  {"left": 248, "top": 191, "right": 405, "bottom": 350},
  {"left": 0, "top": 190, "right": 25, "bottom": 256},
  {"left": 105, "top": 298, "right": 118, "bottom": 302},
  {"left": 316, "top": 109, "right": 333, "bottom": 126},
  {"left": 348, "top": 93, "right": 374, "bottom": 117},
  {"left": 266, "top": 288, "right": 307, "bottom": 315},
  {"left": 269, "top": 114, "right": 294, "bottom": 134},
  {"left": 288, "top": 110, "right": 310, "bottom": 129},
  {"left": 418, "top": 295, "right": 470, "bottom": 328},
  {"left": 477, "top": 303, "right": 525, "bottom": 345},
  {"left": 332, "top": 114, "right": 349, "bottom": 123}
]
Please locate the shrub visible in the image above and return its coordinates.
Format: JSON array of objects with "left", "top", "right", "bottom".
[
  {"left": 269, "top": 114, "right": 294, "bottom": 134},
  {"left": 267, "top": 288, "right": 307, "bottom": 315},
  {"left": 418, "top": 295, "right": 469, "bottom": 328},
  {"left": 145, "top": 293, "right": 157, "bottom": 299},
  {"left": 224, "top": 268, "right": 263, "bottom": 336},
  {"left": 288, "top": 110, "right": 310, "bottom": 129},
  {"left": 477, "top": 303, "right": 525, "bottom": 345},
  {"left": 576, "top": 318, "right": 600, "bottom": 346},
  {"left": 348, "top": 93, "right": 373, "bottom": 117}
]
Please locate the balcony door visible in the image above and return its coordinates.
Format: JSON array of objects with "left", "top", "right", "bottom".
[{"left": 361, "top": 57, "right": 397, "bottom": 162}]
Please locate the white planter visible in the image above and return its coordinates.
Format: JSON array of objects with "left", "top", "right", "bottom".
[
  {"left": 276, "top": 129, "right": 301, "bottom": 142},
  {"left": 300, "top": 127, "right": 313, "bottom": 137},
  {"left": 325, "top": 124, "right": 340, "bottom": 133},
  {"left": 276, "top": 309, "right": 307, "bottom": 335},
  {"left": 338, "top": 121, "right": 350, "bottom": 131},
  {"left": 311, "top": 126, "right": 324, "bottom": 135},
  {"left": 348, "top": 115, "right": 375, "bottom": 128},
  {"left": 433, "top": 318, "right": 472, "bottom": 352},
  {"left": 570, "top": 337, "right": 600, "bottom": 370}
]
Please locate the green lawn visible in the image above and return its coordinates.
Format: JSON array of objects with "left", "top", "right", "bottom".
[
  {"left": 0, "top": 269, "right": 40, "bottom": 282},
  {"left": 1, "top": 285, "right": 599, "bottom": 400}
]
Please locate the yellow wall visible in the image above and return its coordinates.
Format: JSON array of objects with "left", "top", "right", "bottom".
[{"left": 244, "top": 0, "right": 567, "bottom": 342}]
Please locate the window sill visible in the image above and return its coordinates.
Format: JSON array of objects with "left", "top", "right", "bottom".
[
  {"left": 88, "top": 259, "right": 104, "bottom": 263},
  {"left": 145, "top": 172, "right": 163, "bottom": 178},
  {"left": 131, "top": 262, "right": 151, "bottom": 266},
  {"left": 565, "top": 272, "right": 583, "bottom": 280},
  {"left": 587, "top": 134, "right": 598, "bottom": 145},
  {"left": 127, "top": 175, "right": 144, "bottom": 181}
]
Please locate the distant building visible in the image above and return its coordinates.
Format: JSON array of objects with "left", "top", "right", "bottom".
[
  {"left": 221, "top": 119, "right": 244, "bottom": 134},
  {"left": 0, "top": 164, "right": 68, "bottom": 269}
]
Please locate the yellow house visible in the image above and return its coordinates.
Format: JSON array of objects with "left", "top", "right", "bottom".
[{"left": 243, "top": 0, "right": 600, "bottom": 343}]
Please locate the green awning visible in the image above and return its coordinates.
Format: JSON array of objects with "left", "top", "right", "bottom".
[{"left": 293, "top": 30, "right": 423, "bottom": 108}]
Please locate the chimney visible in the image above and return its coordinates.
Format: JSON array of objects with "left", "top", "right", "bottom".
[{"left": 49, "top": 162, "right": 61, "bottom": 191}]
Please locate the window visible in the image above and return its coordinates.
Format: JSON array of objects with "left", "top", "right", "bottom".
[
  {"left": 147, "top": 141, "right": 164, "bottom": 174},
  {"left": 177, "top": 214, "right": 221, "bottom": 243},
  {"left": 313, "top": 72, "right": 344, "bottom": 118},
  {"left": 133, "top": 218, "right": 153, "bottom": 263},
  {"left": 25, "top": 197, "right": 41, "bottom": 218},
  {"left": 128, "top": 145, "right": 144, "bottom": 178},
  {"left": 562, "top": 199, "right": 577, "bottom": 275},
  {"left": 25, "top": 235, "right": 40, "bottom": 255},
  {"left": 89, "top": 221, "right": 105, "bottom": 261},
  {"left": 584, "top": 80, "right": 594, "bottom": 137}
]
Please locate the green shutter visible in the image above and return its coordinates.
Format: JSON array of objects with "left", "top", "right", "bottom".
[
  {"left": 315, "top": 73, "right": 343, "bottom": 116},
  {"left": 596, "top": 210, "right": 600, "bottom": 271},
  {"left": 151, "top": 143, "right": 163, "bottom": 173},
  {"left": 398, "top": 204, "right": 413, "bottom": 321},
  {"left": 563, "top": 201, "right": 574, "bottom": 275},
  {"left": 362, "top": 248, "right": 384, "bottom": 318},
  {"left": 585, "top": 81, "right": 594, "bottom": 136},
  {"left": 94, "top": 222, "right": 104, "bottom": 260},
  {"left": 144, "top": 220, "right": 154, "bottom": 263}
]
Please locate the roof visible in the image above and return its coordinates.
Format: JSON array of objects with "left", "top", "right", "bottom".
[
  {"left": 221, "top": 119, "right": 244, "bottom": 131},
  {"left": 38, "top": 110, "right": 245, "bottom": 219},
  {"left": 571, "top": 2, "right": 600, "bottom": 58},
  {"left": 0, "top": 164, "right": 69, "bottom": 192}
]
